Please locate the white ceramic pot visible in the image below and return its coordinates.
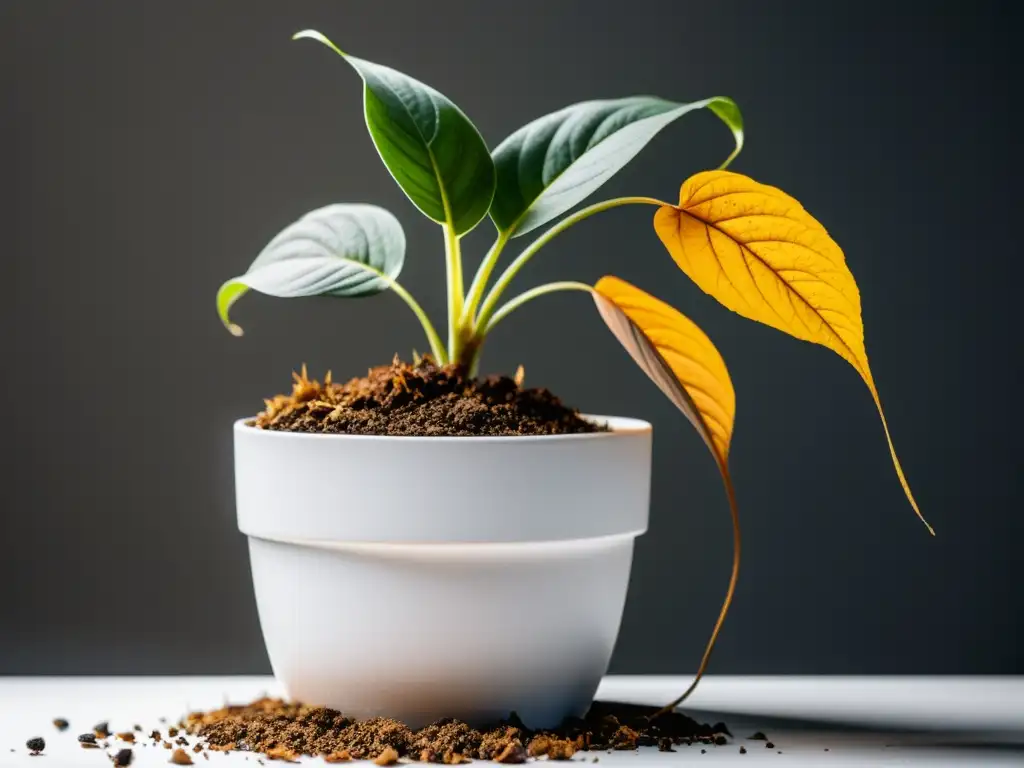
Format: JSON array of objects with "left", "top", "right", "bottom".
[{"left": 234, "top": 416, "right": 651, "bottom": 729}]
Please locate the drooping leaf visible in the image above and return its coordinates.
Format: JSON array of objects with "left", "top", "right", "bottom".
[
  {"left": 592, "top": 275, "right": 739, "bottom": 709},
  {"left": 654, "top": 170, "right": 931, "bottom": 532},
  {"left": 490, "top": 96, "right": 743, "bottom": 236},
  {"left": 217, "top": 203, "right": 405, "bottom": 335},
  {"left": 294, "top": 30, "right": 495, "bottom": 236}
]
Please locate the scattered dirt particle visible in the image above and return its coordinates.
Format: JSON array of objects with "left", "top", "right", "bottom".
[
  {"left": 372, "top": 746, "right": 399, "bottom": 766},
  {"left": 610, "top": 725, "right": 638, "bottom": 751},
  {"left": 151, "top": 731, "right": 162, "bottom": 741},
  {"left": 251, "top": 358, "right": 603, "bottom": 437},
  {"left": 169, "top": 747, "right": 193, "bottom": 765},
  {"left": 26, "top": 737, "right": 45, "bottom": 754},
  {"left": 192, "top": 744, "right": 203, "bottom": 753},
  {"left": 493, "top": 741, "right": 527, "bottom": 764},
  {"left": 112, "top": 747, "right": 134, "bottom": 766},
  {"left": 766, "top": 741, "right": 775, "bottom": 749},
  {"left": 53, "top": 719, "right": 69, "bottom": 731},
  {"left": 547, "top": 739, "right": 577, "bottom": 760},
  {"left": 81, "top": 742, "right": 101, "bottom": 750},
  {"left": 714, "top": 734, "right": 728, "bottom": 746},
  {"left": 657, "top": 737, "right": 675, "bottom": 752},
  {"left": 701, "top": 748, "right": 706, "bottom": 753},
  {"left": 739, "top": 745, "right": 747, "bottom": 754},
  {"left": 324, "top": 751, "right": 352, "bottom": 763},
  {"left": 95, "top": 722, "right": 111, "bottom": 739},
  {"left": 527, "top": 735, "right": 551, "bottom": 758},
  {"left": 117, "top": 732, "right": 136, "bottom": 743},
  {"left": 175, "top": 737, "right": 189, "bottom": 746},
  {"left": 133, "top": 725, "right": 143, "bottom": 733},
  {"left": 526, "top": 735, "right": 575, "bottom": 760},
  {"left": 79, "top": 733, "right": 98, "bottom": 745},
  {"left": 748, "top": 732, "right": 767, "bottom": 741},
  {"left": 163, "top": 741, "right": 173, "bottom": 749},
  {"left": 168, "top": 728, "right": 179, "bottom": 738}
]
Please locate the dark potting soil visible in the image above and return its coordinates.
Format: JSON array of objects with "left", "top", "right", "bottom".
[
  {"left": 250, "top": 357, "right": 604, "bottom": 437},
  {"left": 183, "top": 698, "right": 731, "bottom": 763}
]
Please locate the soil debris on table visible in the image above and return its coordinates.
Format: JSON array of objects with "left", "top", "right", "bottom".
[
  {"left": 25, "top": 737, "right": 44, "bottom": 754},
  {"left": 53, "top": 718, "right": 69, "bottom": 731},
  {"left": 183, "top": 698, "right": 730, "bottom": 763},
  {"left": 169, "top": 747, "right": 193, "bottom": 764},
  {"left": 94, "top": 721, "right": 111, "bottom": 739},
  {"left": 250, "top": 358, "right": 604, "bottom": 437},
  {"left": 113, "top": 747, "right": 134, "bottom": 766}
]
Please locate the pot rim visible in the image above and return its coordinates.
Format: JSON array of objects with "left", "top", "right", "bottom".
[{"left": 232, "top": 414, "right": 651, "bottom": 442}]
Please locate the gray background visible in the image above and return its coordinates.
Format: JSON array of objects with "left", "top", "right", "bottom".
[{"left": 2, "top": 0, "right": 1020, "bottom": 675}]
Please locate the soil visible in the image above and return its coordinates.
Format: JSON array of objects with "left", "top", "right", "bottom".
[
  {"left": 250, "top": 357, "right": 604, "bottom": 437},
  {"left": 183, "top": 698, "right": 731, "bottom": 763}
]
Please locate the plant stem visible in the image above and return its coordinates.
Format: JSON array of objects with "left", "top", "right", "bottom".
[
  {"left": 461, "top": 229, "right": 511, "bottom": 328},
  {"left": 650, "top": 473, "right": 741, "bottom": 718},
  {"left": 474, "top": 196, "right": 667, "bottom": 332},
  {"left": 482, "top": 281, "right": 594, "bottom": 335},
  {"left": 443, "top": 223, "right": 465, "bottom": 362},
  {"left": 380, "top": 272, "right": 448, "bottom": 364}
]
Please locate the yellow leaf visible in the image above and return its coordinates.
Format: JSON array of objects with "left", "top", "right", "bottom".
[
  {"left": 593, "top": 275, "right": 739, "bottom": 710},
  {"left": 654, "top": 170, "right": 931, "bottom": 533}
]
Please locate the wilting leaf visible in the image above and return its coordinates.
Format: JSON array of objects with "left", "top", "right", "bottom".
[
  {"left": 217, "top": 204, "right": 405, "bottom": 335},
  {"left": 593, "top": 275, "right": 739, "bottom": 708},
  {"left": 654, "top": 170, "right": 931, "bottom": 532},
  {"left": 490, "top": 96, "right": 743, "bottom": 236},
  {"left": 294, "top": 30, "right": 495, "bottom": 236}
]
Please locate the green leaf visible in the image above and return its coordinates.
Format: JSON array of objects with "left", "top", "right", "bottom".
[
  {"left": 490, "top": 96, "right": 744, "bottom": 237},
  {"left": 217, "top": 204, "right": 405, "bottom": 335},
  {"left": 294, "top": 30, "right": 496, "bottom": 236}
]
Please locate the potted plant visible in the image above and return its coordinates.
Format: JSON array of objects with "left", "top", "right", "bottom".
[{"left": 218, "top": 29, "right": 930, "bottom": 729}]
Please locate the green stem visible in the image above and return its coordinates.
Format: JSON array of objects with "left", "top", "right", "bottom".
[
  {"left": 381, "top": 271, "right": 448, "bottom": 364},
  {"left": 482, "top": 281, "right": 594, "bottom": 335},
  {"left": 443, "top": 223, "right": 464, "bottom": 362},
  {"left": 461, "top": 229, "right": 511, "bottom": 328},
  {"left": 474, "top": 196, "right": 667, "bottom": 331}
]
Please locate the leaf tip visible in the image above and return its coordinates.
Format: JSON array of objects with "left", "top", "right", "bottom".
[{"left": 291, "top": 29, "right": 346, "bottom": 57}]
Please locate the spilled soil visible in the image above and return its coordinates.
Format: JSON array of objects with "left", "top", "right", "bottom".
[
  {"left": 250, "top": 357, "right": 603, "bottom": 437},
  {"left": 183, "top": 698, "right": 734, "bottom": 763}
]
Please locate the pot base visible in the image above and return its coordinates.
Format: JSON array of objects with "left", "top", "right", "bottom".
[{"left": 249, "top": 535, "right": 635, "bottom": 729}]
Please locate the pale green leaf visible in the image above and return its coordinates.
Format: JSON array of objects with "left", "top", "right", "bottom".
[{"left": 217, "top": 203, "right": 405, "bottom": 335}]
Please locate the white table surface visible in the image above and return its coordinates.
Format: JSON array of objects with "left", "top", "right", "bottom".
[{"left": 0, "top": 676, "right": 1021, "bottom": 766}]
